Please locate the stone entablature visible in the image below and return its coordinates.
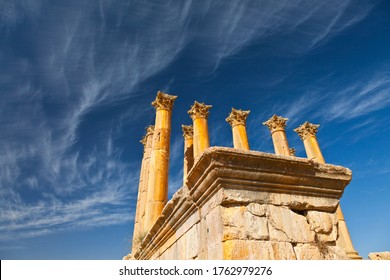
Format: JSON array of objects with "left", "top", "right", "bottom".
[{"left": 133, "top": 147, "right": 352, "bottom": 260}]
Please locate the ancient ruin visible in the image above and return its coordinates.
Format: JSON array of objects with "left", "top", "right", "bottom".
[{"left": 125, "top": 91, "right": 364, "bottom": 260}]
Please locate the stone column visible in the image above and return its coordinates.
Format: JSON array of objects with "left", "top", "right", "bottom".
[
  {"left": 182, "top": 125, "right": 194, "bottom": 185},
  {"left": 144, "top": 91, "right": 177, "bottom": 233},
  {"left": 293, "top": 121, "right": 324, "bottom": 162},
  {"left": 294, "top": 121, "right": 362, "bottom": 260},
  {"left": 263, "top": 114, "right": 291, "bottom": 156},
  {"left": 188, "top": 101, "right": 212, "bottom": 159},
  {"left": 132, "top": 125, "right": 154, "bottom": 253},
  {"left": 226, "top": 108, "right": 250, "bottom": 150}
]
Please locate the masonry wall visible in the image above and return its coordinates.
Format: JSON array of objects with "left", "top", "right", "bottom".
[{"left": 132, "top": 147, "right": 353, "bottom": 260}]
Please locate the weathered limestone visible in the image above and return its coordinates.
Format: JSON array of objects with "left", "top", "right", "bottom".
[
  {"left": 226, "top": 108, "right": 250, "bottom": 150},
  {"left": 132, "top": 125, "right": 154, "bottom": 253},
  {"left": 263, "top": 114, "right": 291, "bottom": 156},
  {"left": 182, "top": 125, "right": 194, "bottom": 185},
  {"left": 294, "top": 122, "right": 324, "bottom": 162},
  {"left": 294, "top": 121, "right": 362, "bottom": 260},
  {"left": 368, "top": 251, "right": 390, "bottom": 260},
  {"left": 144, "top": 91, "right": 177, "bottom": 233},
  {"left": 188, "top": 101, "right": 212, "bottom": 159},
  {"left": 132, "top": 147, "right": 352, "bottom": 260}
]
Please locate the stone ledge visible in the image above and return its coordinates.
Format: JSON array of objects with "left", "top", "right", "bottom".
[
  {"left": 187, "top": 147, "right": 351, "bottom": 201},
  {"left": 133, "top": 147, "right": 352, "bottom": 259}
]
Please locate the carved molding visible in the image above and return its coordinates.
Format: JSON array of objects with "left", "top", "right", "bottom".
[
  {"left": 182, "top": 125, "right": 194, "bottom": 139},
  {"left": 263, "top": 114, "right": 288, "bottom": 132},
  {"left": 226, "top": 108, "right": 250, "bottom": 127},
  {"left": 187, "top": 101, "right": 212, "bottom": 120},
  {"left": 151, "top": 91, "right": 177, "bottom": 111},
  {"left": 294, "top": 121, "right": 320, "bottom": 141}
]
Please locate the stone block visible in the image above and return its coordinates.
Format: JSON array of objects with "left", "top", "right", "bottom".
[
  {"left": 247, "top": 203, "right": 267, "bottom": 217},
  {"left": 185, "top": 224, "right": 199, "bottom": 259},
  {"left": 368, "top": 251, "right": 390, "bottom": 260},
  {"left": 205, "top": 206, "right": 224, "bottom": 247},
  {"left": 267, "top": 205, "right": 315, "bottom": 243},
  {"left": 223, "top": 240, "right": 296, "bottom": 260},
  {"left": 293, "top": 243, "right": 322, "bottom": 260},
  {"left": 306, "top": 210, "right": 337, "bottom": 242}
]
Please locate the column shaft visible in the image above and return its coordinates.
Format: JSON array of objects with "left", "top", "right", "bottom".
[
  {"left": 132, "top": 126, "right": 154, "bottom": 253},
  {"left": 188, "top": 101, "right": 212, "bottom": 159},
  {"left": 271, "top": 130, "right": 290, "bottom": 156},
  {"left": 182, "top": 125, "right": 194, "bottom": 185},
  {"left": 193, "top": 117, "right": 210, "bottom": 157},
  {"left": 294, "top": 121, "right": 361, "bottom": 260},
  {"left": 303, "top": 135, "right": 325, "bottom": 162},
  {"left": 232, "top": 125, "right": 250, "bottom": 150},
  {"left": 144, "top": 92, "right": 177, "bottom": 233},
  {"left": 263, "top": 114, "right": 291, "bottom": 156},
  {"left": 226, "top": 108, "right": 250, "bottom": 150}
]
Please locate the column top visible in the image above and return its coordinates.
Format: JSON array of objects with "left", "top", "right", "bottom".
[
  {"left": 263, "top": 114, "right": 288, "bottom": 133},
  {"left": 226, "top": 108, "right": 250, "bottom": 127},
  {"left": 140, "top": 125, "right": 155, "bottom": 147},
  {"left": 289, "top": 147, "right": 297, "bottom": 157},
  {"left": 294, "top": 121, "right": 320, "bottom": 141},
  {"left": 182, "top": 125, "right": 194, "bottom": 139},
  {"left": 151, "top": 91, "right": 177, "bottom": 111},
  {"left": 187, "top": 101, "right": 212, "bottom": 120}
]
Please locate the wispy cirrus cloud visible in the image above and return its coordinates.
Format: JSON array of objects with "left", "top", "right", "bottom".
[{"left": 0, "top": 0, "right": 376, "bottom": 241}]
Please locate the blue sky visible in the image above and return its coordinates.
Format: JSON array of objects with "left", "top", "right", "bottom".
[{"left": 1, "top": 0, "right": 389, "bottom": 260}]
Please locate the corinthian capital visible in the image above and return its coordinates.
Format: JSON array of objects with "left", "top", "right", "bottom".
[
  {"left": 182, "top": 125, "right": 194, "bottom": 139},
  {"left": 151, "top": 91, "right": 177, "bottom": 111},
  {"left": 140, "top": 125, "right": 155, "bottom": 148},
  {"left": 187, "top": 101, "right": 212, "bottom": 120},
  {"left": 263, "top": 114, "right": 288, "bottom": 132},
  {"left": 226, "top": 108, "right": 250, "bottom": 127},
  {"left": 294, "top": 121, "right": 320, "bottom": 141}
]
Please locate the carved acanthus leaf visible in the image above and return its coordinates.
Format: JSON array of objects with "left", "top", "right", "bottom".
[
  {"left": 263, "top": 114, "right": 288, "bottom": 132},
  {"left": 226, "top": 108, "right": 250, "bottom": 127},
  {"left": 151, "top": 91, "right": 177, "bottom": 111},
  {"left": 187, "top": 101, "right": 212, "bottom": 120},
  {"left": 182, "top": 125, "right": 194, "bottom": 139},
  {"left": 294, "top": 121, "right": 320, "bottom": 141}
]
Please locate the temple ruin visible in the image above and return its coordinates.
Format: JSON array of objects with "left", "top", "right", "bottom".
[{"left": 125, "top": 91, "right": 363, "bottom": 260}]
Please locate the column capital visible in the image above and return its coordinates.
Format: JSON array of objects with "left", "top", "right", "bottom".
[
  {"left": 187, "top": 101, "right": 212, "bottom": 120},
  {"left": 289, "top": 148, "right": 296, "bottom": 157},
  {"left": 294, "top": 121, "right": 320, "bottom": 141},
  {"left": 182, "top": 125, "right": 193, "bottom": 140},
  {"left": 263, "top": 114, "right": 288, "bottom": 133},
  {"left": 226, "top": 108, "right": 250, "bottom": 127},
  {"left": 151, "top": 91, "right": 177, "bottom": 111},
  {"left": 140, "top": 125, "right": 155, "bottom": 147}
]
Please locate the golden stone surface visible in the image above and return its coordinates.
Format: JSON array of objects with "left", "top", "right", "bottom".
[
  {"left": 187, "top": 101, "right": 212, "bottom": 120},
  {"left": 151, "top": 91, "right": 177, "bottom": 111},
  {"left": 144, "top": 92, "right": 176, "bottom": 233},
  {"left": 226, "top": 108, "right": 250, "bottom": 150},
  {"left": 263, "top": 114, "right": 291, "bottom": 156},
  {"left": 131, "top": 147, "right": 353, "bottom": 260},
  {"left": 294, "top": 121, "right": 320, "bottom": 141},
  {"left": 263, "top": 114, "right": 288, "bottom": 132},
  {"left": 182, "top": 125, "right": 194, "bottom": 184},
  {"left": 181, "top": 125, "right": 193, "bottom": 139},
  {"left": 226, "top": 108, "right": 250, "bottom": 127}
]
